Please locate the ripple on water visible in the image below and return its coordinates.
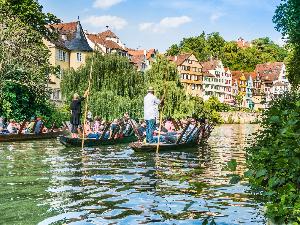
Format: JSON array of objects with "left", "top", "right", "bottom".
[{"left": 0, "top": 124, "right": 265, "bottom": 225}]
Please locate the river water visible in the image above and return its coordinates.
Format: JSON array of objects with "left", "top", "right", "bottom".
[{"left": 0, "top": 124, "right": 265, "bottom": 225}]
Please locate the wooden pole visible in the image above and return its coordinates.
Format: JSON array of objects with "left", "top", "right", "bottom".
[
  {"left": 81, "top": 53, "right": 95, "bottom": 149},
  {"left": 156, "top": 67, "right": 169, "bottom": 153},
  {"left": 156, "top": 89, "right": 166, "bottom": 154}
]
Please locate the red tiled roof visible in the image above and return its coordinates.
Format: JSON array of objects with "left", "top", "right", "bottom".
[
  {"left": 131, "top": 54, "right": 145, "bottom": 70},
  {"left": 201, "top": 59, "right": 221, "bottom": 72},
  {"left": 244, "top": 71, "right": 256, "bottom": 80},
  {"left": 49, "top": 22, "right": 77, "bottom": 34},
  {"left": 127, "top": 50, "right": 145, "bottom": 56},
  {"left": 87, "top": 32, "right": 124, "bottom": 50},
  {"left": 146, "top": 49, "right": 156, "bottom": 60},
  {"left": 98, "top": 30, "right": 118, "bottom": 39},
  {"left": 168, "top": 53, "right": 192, "bottom": 66},
  {"left": 255, "top": 62, "right": 284, "bottom": 82}
]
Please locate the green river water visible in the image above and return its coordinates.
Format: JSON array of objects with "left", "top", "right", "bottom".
[{"left": 0, "top": 124, "right": 265, "bottom": 225}]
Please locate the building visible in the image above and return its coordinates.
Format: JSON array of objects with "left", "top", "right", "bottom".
[
  {"left": 201, "top": 59, "right": 233, "bottom": 103},
  {"left": 255, "top": 62, "right": 290, "bottom": 108},
  {"left": 86, "top": 29, "right": 129, "bottom": 58},
  {"left": 127, "top": 48, "right": 157, "bottom": 72},
  {"left": 236, "top": 37, "right": 251, "bottom": 49},
  {"left": 231, "top": 71, "right": 248, "bottom": 108},
  {"left": 44, "top": 21, "right": 93, "bottom": 101},
  {"left": 245, "top": 72, "right": 255, "bottom": 109},
  {"left": 168, "top": 53, "right": 203, "bottom": 97}
]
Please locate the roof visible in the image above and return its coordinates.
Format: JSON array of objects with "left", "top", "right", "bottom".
[
  {"left": 48, "top": 21, "right": 92, "bottom": 52},
  {"left": 168, "top": 53, "right": 192, "bottom": 66},
  {"left": 201, "top": 59, "right": 221, "bottom": 72},
  {"left": 255, "top": 62, "right": 284, "bottom": 82},
  {"left": 244, "top": 72, "right": 256, "bottom": 80},
  {"left": 87, "top": 31, "right": 124, "bottom": 50},
  {"left": 98, "top": 30, "right": 119, "bottom": 39}
]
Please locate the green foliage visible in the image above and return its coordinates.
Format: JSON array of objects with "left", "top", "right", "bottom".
[
  {"left": 166, "top": 32, "right": 288, "bottom": 72},
  {"left": 273, "top": 0, "right": 300, "bottom": 87},
  {"left": 273, "top": 0, "right": 300, "bottom": 44},
  {"left": 246, "top": 91, "right": 300, "bottom": 224},
  {"left": 61, "top": 52, "right": 145, "bottom": 120},
  {"left": 61, "top": 54, "right": 229, "bottom": 122},
  {"left": 0, "top": 0, "right": 60, "bottom": 39},
  {"left": 0, "top": 7, "right": 55, "bottom": 123}
]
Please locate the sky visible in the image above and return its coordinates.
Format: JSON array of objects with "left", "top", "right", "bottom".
[{"left": 39, "top": 0, "right": 284, "bottom": 51}]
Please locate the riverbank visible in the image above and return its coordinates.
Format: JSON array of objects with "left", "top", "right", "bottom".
[{"left": 220, "top": 112, "right": 261, "bottom": 124}]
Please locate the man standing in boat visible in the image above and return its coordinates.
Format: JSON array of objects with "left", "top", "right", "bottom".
[
  {"left": 144, "top": 87, "right": 164, "bottom": 143},
  {"left": 70, "top": 90, "right": 89, "bottom": 138}
]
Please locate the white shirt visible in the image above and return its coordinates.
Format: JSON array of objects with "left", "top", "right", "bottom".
[{"left": 144, "top": 93, "right": 161, "bottom": 120}]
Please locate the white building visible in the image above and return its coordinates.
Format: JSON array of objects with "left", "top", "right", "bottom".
[{"left": 201, "top": 59, "right": 233, "bottom": 103}]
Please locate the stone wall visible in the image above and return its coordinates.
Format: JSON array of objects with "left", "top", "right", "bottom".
[{"left": 220, "top": 112, "right": 261, "bottom": 124}]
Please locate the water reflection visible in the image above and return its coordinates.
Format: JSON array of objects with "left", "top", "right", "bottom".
[{"left": 0, "top": 124, "right": 265, "bottom": 224}]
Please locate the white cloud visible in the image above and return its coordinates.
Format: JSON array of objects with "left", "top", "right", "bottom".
[
  {"left": 139, "top": 16, "right": 192, "bottom": 33},
  {"left": 93, "top": 0, "right": 124, "bottom": 9},
  {"left": 210, "top": 12, "right": 225, "bottom": 22},
  {"left": 83, "top": 15, "right": 128, "bottom": 30}
]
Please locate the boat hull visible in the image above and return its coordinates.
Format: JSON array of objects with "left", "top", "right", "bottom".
[
  {"left": 129, "top": 141, "right": 198, "bottom": 152},
  {"left": 59, "top": 135, "right": 138, "bottom": 147},
  {"left": 0, "top": 130, "right": 68, "bottom": 142}
]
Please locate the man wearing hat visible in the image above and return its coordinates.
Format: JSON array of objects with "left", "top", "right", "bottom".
[{"left": 144, "top": 86, "right": 164, "bottom": 143}]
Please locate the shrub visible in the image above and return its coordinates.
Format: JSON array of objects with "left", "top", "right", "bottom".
[{"left": 245, "top": 91, "right": 300, "bottom": 224}]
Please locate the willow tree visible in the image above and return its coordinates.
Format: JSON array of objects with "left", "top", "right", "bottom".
[
  {"left": 145, "top": 55, "right": 203, "bottom": 118},
  {"left": 61, "top": 52, "right": 145, "bottom": 120}
]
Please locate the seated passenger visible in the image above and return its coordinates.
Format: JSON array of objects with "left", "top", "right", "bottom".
[
  {"left": 0, "top": 117, "right": 4, "bottom": 133},
  {"left": 34, "top": 117, "right": 47, "bottom": 134},
  {"left": 93, "top": 117, "right": 101, "bottom": 134},
  {"left": 164, "top": 117, "right": 175, "bottom": 132},
  {"left": 7, "top": 120, "right": 18, "bottom": 134},
  {"left": 109, "top": 119, "right": 119, "bottom": 139}
]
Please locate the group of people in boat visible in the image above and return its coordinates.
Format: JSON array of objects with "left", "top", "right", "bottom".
[
  {"left": 0, "top": 116, "right": 47, "bottom": 135},
  {"left": 69, "top": 87, "right": 213, "bottom": 144}
]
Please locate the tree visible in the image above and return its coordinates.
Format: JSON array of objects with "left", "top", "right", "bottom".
[
  {"left": 273, "top": 0, "right": 300, "bottom": 87},
  {"left": 0, "top": 0, "right": 60, "bottom": 39},
  {"left": 273, "top": 0, "right": 300, "bottom": 44},
  {"left": 61, "top": 53, "right": 145, "bottom": 120},
  {"left": 206, "top": 32, "right": 225, "bottom": 59},
  {"left": 166, "top": 44, "right": 180, "bottom": 56},
  {"left": 0, "top": 8, "right": 54, "bottom": 120},
  {"left": 166, "top": 32, "right": 287, "bottom": 72}
]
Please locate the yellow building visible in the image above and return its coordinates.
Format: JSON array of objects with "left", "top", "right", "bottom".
[
  {"left": 44, "top": 21, "right": 93, "bottom": 102},
  {"left": 168, "top": 53, "right": 203, "bottom": 96}
]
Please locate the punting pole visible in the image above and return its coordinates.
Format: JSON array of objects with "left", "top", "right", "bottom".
[
  {"left": 81, "top": 53, "right": 95, "bottom": 149},
  {"left": 156, "top": 67, "right": 169, "bottom": 154}
]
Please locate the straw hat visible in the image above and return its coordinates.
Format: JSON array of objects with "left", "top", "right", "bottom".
[{"left": 147, "top": 86, "right": 154, "bottom": 92}]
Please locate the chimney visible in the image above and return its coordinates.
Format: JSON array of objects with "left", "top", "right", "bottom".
[{"left": 175, "top": 55, "right": 178, "bottom": 61}]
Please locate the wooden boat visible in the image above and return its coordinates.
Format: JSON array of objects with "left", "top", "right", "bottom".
[
  {"left": 129, "top": 122, "right": 214, "bottom": 152},
  {"left": 0, "top": 130, "right": 68, "bottom": 142},
  {"left": 129, "top": 141, "right": 198, "bottom": 152},
  {"left": 59, "top": 135, "right": 138, "bottom": 147}
]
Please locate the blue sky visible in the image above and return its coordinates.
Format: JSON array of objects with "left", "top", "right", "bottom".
[{"left": 39, "top": 0, "right": 283, "bottom": 51}]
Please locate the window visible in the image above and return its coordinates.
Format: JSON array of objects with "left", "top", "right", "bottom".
[
  {"left": 187, "top": 66, "right": 191, "bottom": 71},
  {"left": 198, "top": 68, "right": 202, "bottom": 72},
  {"left": 192, "top": 84, "right": 195, "bottom": 90},
  {"left": 58, "top": 50, "right": 66, "bottom": 61},
  {"left": 77, "top": 52, "right": 82, "bottom": 62}
]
